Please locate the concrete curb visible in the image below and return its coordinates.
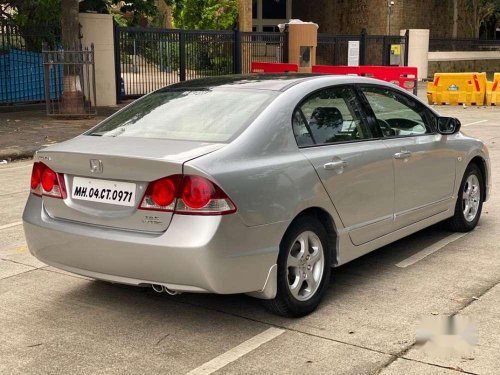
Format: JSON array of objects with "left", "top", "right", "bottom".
[{"left": 0, "top": 147, "right": 38, "bottom": 162}]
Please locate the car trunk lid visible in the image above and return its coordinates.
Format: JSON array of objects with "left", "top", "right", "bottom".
[{"left": 36, "top": 136, "right": 224, "bottom": 232}]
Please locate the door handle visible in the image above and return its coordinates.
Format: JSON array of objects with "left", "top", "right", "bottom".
[
  {"left": 394, "top": 151, "right": 412, "bottom": 160},
  {"left": 323, "top": 160, "right": 348, "bottom": 170}
]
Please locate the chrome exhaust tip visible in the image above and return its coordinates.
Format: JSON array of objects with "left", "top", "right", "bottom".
[
  {"left": 151, "top": 284, "right": 179, "bottom": 295},
  {"left": 164, "top": 287, "right": 179, "bottom": 296},
  {"left": 151, "top": 284, "right": 165, "bottom": 293}
]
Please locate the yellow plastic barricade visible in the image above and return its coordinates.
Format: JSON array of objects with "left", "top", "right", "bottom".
[
  {"left": 427, "top": 73, "right": 487, "bottom": 106},
  {"left": 486, "top": 73, "right": 500, "bottom": 106}
]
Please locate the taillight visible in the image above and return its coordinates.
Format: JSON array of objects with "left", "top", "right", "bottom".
[
  {"left": 139, "top": 175, "right": 236, "bottom": 215},
  {"left": 139, "top": 175, "right": 181, "bottom": 211},
  {"left": 30, "top": 163, "right": 43, "bottom": 196},
  {"left": 30, "top": 162, "right": 66, "bottom": 199}
]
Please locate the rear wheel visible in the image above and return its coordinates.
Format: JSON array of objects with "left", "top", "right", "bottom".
[
  {"left": 445, "top": 163, "right": 483, "bottom": 232},
  {"left": 264, "top": 216, "right": 331, "bottom": 317}
]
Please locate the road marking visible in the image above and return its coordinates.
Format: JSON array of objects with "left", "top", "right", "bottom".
[
  {"left": 186, "top": 327, "right": 285, "bottom": 375},
  {"left": 463, "top": 120, "right": 488, "bottom": 127},
  {"left": 0, "top": 221, "right": 23, "bottom": 231},
  {"left": 396, "top": 233, "right": 468, "bottom": 268}
]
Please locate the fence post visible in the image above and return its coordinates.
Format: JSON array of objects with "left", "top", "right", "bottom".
[
  {"left": 233, "top": 27, "right": 242, "bottom": 74},
  {"left": 179, "top": 30, "right": 186, "bottom": 81},
  {"left": 359, "top": 28, "right": 367, "bottom": 66},
  {"left": 113, "top": 20, "right": 122, "bottom": 103},
  {"left": 404, "top": 29, "right": 409, "bottom": 67},
  {"left": 283, "top": 27, "right": 289, "bottom": 63}
]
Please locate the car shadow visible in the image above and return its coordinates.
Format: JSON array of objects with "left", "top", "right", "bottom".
[{"left": 53, "top": 222, "right": 468, "bottom": 323}]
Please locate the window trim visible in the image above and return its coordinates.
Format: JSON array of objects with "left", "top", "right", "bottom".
[
  {"left": 354, "top": 83, "right": 438, "bottom": 140},
  {"left": 292, "top": 84, "right": 377, "bottom": 149}
]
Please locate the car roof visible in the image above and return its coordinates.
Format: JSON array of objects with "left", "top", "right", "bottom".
[{"left": 163, "top": 74, "right": 327, "bottom": 92}]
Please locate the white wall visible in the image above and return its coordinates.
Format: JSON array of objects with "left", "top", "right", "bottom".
[
  {"left": 401, "top": 29, "right": 430, "bottom": 81},
  {"left": 79, "top": 13, "right": 116, "bottom": 106}
]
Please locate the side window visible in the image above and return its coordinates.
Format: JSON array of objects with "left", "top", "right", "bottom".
[
  {"left": 361, "top": 86, "right": 435, "bottom": 137},
  {"left": 292, "top": 86, "right": 373, "bottom": 146}
]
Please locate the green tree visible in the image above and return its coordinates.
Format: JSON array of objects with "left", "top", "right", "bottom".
[
  {"left": 0, "top": 0, "right": 60, "bottom": 50},
  {"left": 166, "top": 0, "right": 238, "bottom": 30},
  {"left": 461, "top": 0, "right": 500, "bottom": 37}
]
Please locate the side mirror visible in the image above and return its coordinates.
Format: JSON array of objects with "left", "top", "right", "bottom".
[{"left": 437, "top": 117, "right": 461, "bottom": 135}]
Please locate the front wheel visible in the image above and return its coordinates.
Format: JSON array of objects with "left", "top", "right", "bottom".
[
  {"left": 445, "top": 163, "right": 484, "bottom": 232},
  {"left": 264, "top": 216, "right": 331, "bottom": 317}
]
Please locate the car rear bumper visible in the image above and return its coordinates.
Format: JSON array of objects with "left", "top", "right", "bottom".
[{"left": 23, "top": 195, "right": 285, "bottom": 295}]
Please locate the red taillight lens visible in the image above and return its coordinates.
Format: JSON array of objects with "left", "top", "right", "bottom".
[
  {"left": 139, "top": 175, "right": 181, "bottom": 211},
  {"left": 30, "top": 162, "right": 65, "bottom": 199},
  {"left": 41, "top": 167, "right": 57, "bottom": 192},
  {"left": 30, "top": 163, "right": 43, "bottom": 195},
  {"left": 139, "top": 174, "right": 236, "bottom": 215},
  {"left": 181, "top": 176, "right": 214, "bottom": 209}
]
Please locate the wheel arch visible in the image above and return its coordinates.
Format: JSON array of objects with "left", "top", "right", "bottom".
[
  {"left": 468, "top": 156, "right": 488, "bottom": 201},
  {"left": 283, "top": 207, "right": 339, "bottom": 266}
]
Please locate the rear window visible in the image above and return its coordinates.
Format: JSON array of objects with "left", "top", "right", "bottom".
[{"left": 88, "top": 89, "right": 277, "bottom": 142}]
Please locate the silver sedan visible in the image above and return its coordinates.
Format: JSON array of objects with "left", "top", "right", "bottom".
[{"left": 23, "top": 75, "right": 490, "bottom": 317}]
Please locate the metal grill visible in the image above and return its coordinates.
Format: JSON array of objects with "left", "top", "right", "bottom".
[
  {"left": 114, "top": 26, "right": 288, "bottom": 100},
  {"left": 43, "top": 45, "right": 97, "bottom": 117},
  {"left": 429, "top": 38, "right": 500, "bottom": 52},
  {"left": 317, "top": 31, "right": 408, "bottom": 67},
  {"left": 317, "top": 34, "right": 360, "bottom": 66},
  {"left": 241, "top": 32, "right": 287, "bottom": 73}
]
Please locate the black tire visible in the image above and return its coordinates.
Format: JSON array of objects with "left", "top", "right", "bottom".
[
  {"left": 264, "top": 216, "right": 332, "bottom": 317},
  {"left": 444, "top": 163, "right": 484, "bottom": 232}
]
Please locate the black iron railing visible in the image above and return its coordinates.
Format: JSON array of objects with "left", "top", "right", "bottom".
[
  {"left": 317, "top": 30, "right": 408, "bottom": 67},
  {"left": 429, "top": 38, "right": 500, "bottom": 52},
  {"left": 114, "top": 25, "right": 289, "bottom": 100}
]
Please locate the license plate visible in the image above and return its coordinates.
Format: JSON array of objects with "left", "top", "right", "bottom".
[{"left": 72, "top": 177, "right": 136, "bottom": 207}]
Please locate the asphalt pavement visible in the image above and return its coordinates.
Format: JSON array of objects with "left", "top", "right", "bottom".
[{"left": 1, "top": 104, "right": 500, "bottom": 374}]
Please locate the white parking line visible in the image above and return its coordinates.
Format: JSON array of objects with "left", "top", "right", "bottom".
[
  {"left": 396, "top": 233, "right": 468, "bottom": 268},
  {"left": 463, "top": 120, "right": 488, "bottom": 127},
  {"left": 186, "top": 327, "right": 285, "bottom": 375},
  {"left": 0, "top": 221, "right": 23, "bottom": 231}
]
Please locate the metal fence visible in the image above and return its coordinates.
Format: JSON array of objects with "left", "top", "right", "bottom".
[
  {"left": 1, "top": 20, "right": 59, "bottom": 105},
  {"left": 114, "top": 26, "right": 288, "bottom": 100},
  {"left": 317, "top": 30, "right": 408, "bottom": 67},
  {"left": 42, "top": 45, "right": 97, "bottom": 117},
  {"left": 429, "top": 38, "right": 500, "bottom": 52}
]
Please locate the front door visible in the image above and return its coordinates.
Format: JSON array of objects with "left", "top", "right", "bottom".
[
  {"left": 358, "top": 85, "right": 457, "bottom": 229},
  {"left": 294, "top": 85, "right": 395, "bottom": 245}
]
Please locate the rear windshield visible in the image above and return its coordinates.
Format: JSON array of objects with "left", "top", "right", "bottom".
[{"left": 88, "top": 88, "right": 277, "bottom": 142}]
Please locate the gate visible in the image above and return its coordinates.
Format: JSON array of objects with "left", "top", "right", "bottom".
[
  {"left": 317, "top": 30, "right": 409, "bottom": 67},
  {"left": 114, "top": 26, "right": 288, "bottom": 101}
]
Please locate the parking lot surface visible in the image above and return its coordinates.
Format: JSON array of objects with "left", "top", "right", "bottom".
[{"left": 1, "top": 104, "right": 500, "bottom": 374}]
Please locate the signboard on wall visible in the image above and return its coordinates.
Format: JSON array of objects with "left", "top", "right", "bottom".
[{"left": 348, "top": 41, "right": 360, "bottom": 66}]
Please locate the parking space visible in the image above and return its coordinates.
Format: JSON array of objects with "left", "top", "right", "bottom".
[{"left": 1, "top": 105, "right": 499, "bottom": 374}]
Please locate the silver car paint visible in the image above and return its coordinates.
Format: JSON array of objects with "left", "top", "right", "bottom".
[{"left": 23, "top": 76, "right": 490, "bottom": 299}]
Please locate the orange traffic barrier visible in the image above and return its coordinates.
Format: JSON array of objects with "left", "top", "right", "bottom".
[
  {"left": 486, "top": 73, "right": 500, "bottom": 106},
  {"left": 427, "top": 72, "right": 487, "bottom": 106}
]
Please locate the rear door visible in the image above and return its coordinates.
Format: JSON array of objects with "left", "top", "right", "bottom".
[
  {"left": 295, "top": 85, "right": 396, "bottom": 246},
  {"left": 358, "top": 85, "right": 457, "bottom": 230}
]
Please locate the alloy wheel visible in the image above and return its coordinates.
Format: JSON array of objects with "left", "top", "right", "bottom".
[
  {"left": 286, "top": 231, "right": 325, "bottom": 301},
  {"left": 462, "top": 174, "right": 481, "bottom": 222}
]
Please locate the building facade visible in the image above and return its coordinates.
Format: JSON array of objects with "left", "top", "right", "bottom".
[{"left": 247, "top": 0, "right": 485, "bottom": 38}]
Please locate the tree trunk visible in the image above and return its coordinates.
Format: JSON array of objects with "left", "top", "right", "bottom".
[
  {"left": 60, "top": 0, "right": 83, "bottom": 115},
  {"left": 61, "top": 0, "right": 80, "bottom": 50},
  {"left": 453, "top": 0, "right": 458, "bottom": 38}
]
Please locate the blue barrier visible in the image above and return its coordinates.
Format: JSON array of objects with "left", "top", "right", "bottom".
[{"left": 0, "top": 49, "right": 63, "bottom": 104}]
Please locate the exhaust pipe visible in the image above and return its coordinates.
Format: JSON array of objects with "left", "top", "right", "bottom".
[
  {"left": 151, "top": 284, "right": 164, "bottom": 293},
  {"left": 151, "top": 284, "right": 179, "bottom": 296}
]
